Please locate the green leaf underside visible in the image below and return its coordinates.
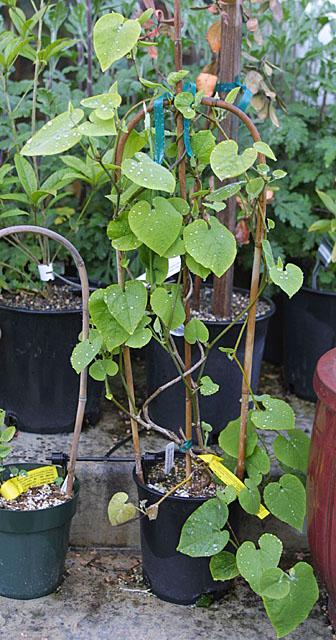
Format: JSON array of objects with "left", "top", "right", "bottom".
[
  {"left": 210, "top": 140, "right": 257, "bottom": 180},
  {"left": 263, "top": 474, "right": 306, "bottom": 531},
  {"left": 177, "top": 498, "right": 229, "bottom": 557},
  {"left": 121, "top": 152, "right": 176, "bottom": 193},
  {"left": 236, "top": 533, "right": 283, "bottom": 594},
  {"left": 200, "top": 375, "right": 219, "bottom": 396},
  {"left": 21, "top": 109, "right": 83, "bottom": 156},
  {"left": 210, "top": 551, "right": 239, "bottom": 581},
  {"left": 263, "top": 563, "right": 319, "bottom": 638},
  {"left": 108, "top": 492, "right": 137, "bottom": 526},
  {"left": 93, "top": 12, "right": 141, "bottom": 71},
  {"left": 128, "top": 197, "right": 182, "bottom": 256},
  {"left": 184, "top": 216, "right": 236, "bottom": 278}
]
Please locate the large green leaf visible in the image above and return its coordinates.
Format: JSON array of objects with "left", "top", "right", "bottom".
[
  {"left": 184, "top": 318, "right": 209, "bottom": 345},
  {"left": 104, "top": 280, "right": 147, "bottom": 335},
  {"left": 121, "top": 153, "right": 176, "bottom": 193},
  {"left": 128, "top": 197, "right": 182, "bottom": 256},
  {"left": 269, "top": 262, "right": 303, "bottom": 299},
  {"left": 81, "top": 87, "right": 121, "bottom": 115},
  {"left": 264, "top": 562, "right": 319, "bottom": 638},
  {"left": 93, "top": 12, "right": 141, "bottom": 72},
  {"left": 107, "top": 211, "right": 142, "bottom": 251},
  {"left": 238, "top": 478, "right": 261, "bottom": 515},
  {"left": 191, "top": 130, "right": 216, "bottom": 166},
  {"left": 246, "top": 446, "right": 271, "bottom": 481},
  {"left": 14, "top": 154, "right": 37, "bottom": 196},
  {"left": 150, "top": 284, "right": 185, "bottom": 330},
  {"left": 218, "top": 413, "right": 257, "bottom": 459},
  {"left": 21, "top": 109, "right": 83, "bottom": 156},
  {"left": 177, "top": 498, "right": 229, "bottom": 557},
  {"left": 259, "top": 567, "right": 290, "bottom": 600},
  {"left": 251, "top": 395, "right": 295, "bottom": 431},
  {"left": 236, "top": 533, "right": 283, "bottom": 594},
  {"left": 210, "top": 140, "right": 257, "bottom": 180},
  {"left": 210, "top": 551, "right": 239, "bottom": 581},
  {"left": 184, "top": 216, "right": 236, "bottom": 278},
  {"left": 273, "top": 430, "right": 311, "bottom": 474},
  {"left": 89, "top": 289, "right": 129, "bottom": 350},
  {"left": 125, "top": 316, "right": 152, "bottom": 348},
  {"left": 71, "top": 335, "right": 103, "bottom": 374},
  {"left": 263, "top": 474, "right": 306, "bottom": 531}
]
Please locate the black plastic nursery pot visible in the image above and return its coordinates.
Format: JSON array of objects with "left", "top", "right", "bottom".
[
  {"left": 0, "top": 463, "right": 79, "bottom": 600},
  {"left": 283, "top": 286, "right": 336, "bottom": 401},
  {"left": 262, "top": 292, "right": 284, "bottom": 366},
  {"left": 145, "top": 289, "right": 275, "bottom": 439},
  {"left": 134, "top": 453, "right": 234, "bottom": 605},
  {"left": 0, "top": 302, "right": 102, "bottom": 433}
]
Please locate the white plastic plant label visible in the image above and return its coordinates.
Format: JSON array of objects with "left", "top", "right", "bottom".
[
  {"left": 137, "top": 256, "right": 182, "bottom": 285},
  {"left": 38, "top": 263, "right": 55, "bottom": 281},
  {"left": 164, "top": 442, "right": 175, "bottom": 475}
]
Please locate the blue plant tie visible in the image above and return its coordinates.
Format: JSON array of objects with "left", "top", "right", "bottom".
[
  {"left": 215, "top": 75, "right": 252, "bottom": 112},
  {"left": 182, "top": 81, "right": 196, "bottom": 158},
  {"left": 179, "top": 439, "right": 193, "bottom": 453},
  {"left": 154, "top": 91, "right": 170, "bottom": 164}
]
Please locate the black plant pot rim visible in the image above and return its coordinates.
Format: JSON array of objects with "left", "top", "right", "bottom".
[
  {"left": 194, "top": 286, "right": 275, "bottom": 327},
  {"left": 133, "top": 452, "right": 212, "bottom": 506},
  {"left": 0, "top": 301, "right": 83, "bottom": 317},
  {"left": 299, "top": 285, "right": 336, "bottom": 299}
]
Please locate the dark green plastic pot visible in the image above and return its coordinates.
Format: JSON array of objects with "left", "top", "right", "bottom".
[{"left": 0, "top": 463, "right": 79, "bottom": 599}]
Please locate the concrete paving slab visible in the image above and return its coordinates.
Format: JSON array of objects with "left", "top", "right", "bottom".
[{"left": 0, "top": 549, "right": 333, "bottom": 640}]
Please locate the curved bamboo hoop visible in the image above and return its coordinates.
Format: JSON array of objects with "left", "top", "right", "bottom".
[
  {"left": 0, "top": 225, "right": 89, "bottom": 495},
  {"left": 115, "top": 97, "right": 267, "bottom": 479}
]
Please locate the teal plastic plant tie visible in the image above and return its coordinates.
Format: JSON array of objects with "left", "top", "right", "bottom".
[
  {"left": 182, "top": 81, "right": 196, "bottom": 158},
  {"left": 215, "top": 76, "right": 252, "bottom": 112},
  {"left": 154, "top": 92, "right": 170, "bottom": 164},
  {"left": 179, "top": 439, "right": 193, "bottom": 452}
]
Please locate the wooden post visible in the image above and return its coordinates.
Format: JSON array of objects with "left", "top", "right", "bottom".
[{"left": 212, "top": 0, "right": 242, "bottom": 318}]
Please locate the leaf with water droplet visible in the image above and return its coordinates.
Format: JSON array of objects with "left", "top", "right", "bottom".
[
  {"left": 21, "top": 109, "right": 84, "bottom": 156},
  {"left": 93, "top": 12, "right": 141, "bottom": 72}
]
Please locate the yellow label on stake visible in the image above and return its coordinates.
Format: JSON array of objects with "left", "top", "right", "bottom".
[
  {"left": 0, "top": 465, "right": 59, "bottom": 500},
  {"left": 198, "top": 454, "right": 269, "bottom": 520}
]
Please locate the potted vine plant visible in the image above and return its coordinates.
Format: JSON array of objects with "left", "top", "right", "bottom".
[
  {"left": 0, "top": 224, "right": 87, "bottom": 599},
  {"left": 23, "top": 3, "right": 317, "bottom": 635},
  {"left": 283, "top": 189, "right": 336, "bottom": 400},
  {"left": 0, "top": 1, "right": 105, "bottom": 432}
]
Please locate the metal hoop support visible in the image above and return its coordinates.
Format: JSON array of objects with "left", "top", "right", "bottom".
[
  {"left": 115, "top": 98, "right": 267, "bottom": 479},
  {"left": 0, "top": 225, "right": 90, "bottom": 496}
]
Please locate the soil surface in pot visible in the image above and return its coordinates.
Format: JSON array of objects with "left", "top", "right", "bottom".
[
  {"left": 146, "top": 458, "right": 217, "bottom": 498},
  {"left": 192, "top": 288, "right": 271, "bottom": 323},
  {"left": 0, "top": 284, "right": 82, "bottom": 311},
  {"left": 0, "top": 483, "right": 70, "bottom": 511}
]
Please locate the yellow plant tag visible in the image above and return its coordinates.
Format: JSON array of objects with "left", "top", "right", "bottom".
[
  {"left": 0, "top": 466, "right": 59, "bottom": 501},
  {"left": 198, "top": 454, "right": 269, "bottom": 520}
]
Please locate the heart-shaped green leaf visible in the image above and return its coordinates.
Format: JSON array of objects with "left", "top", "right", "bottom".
[
  {"left": 71, "top": 335, "right": 103, "bottom": 374},
  {"left": 263, "top": 562, "right": 319, "bottom": 638},
  {"left": 219, "top": 412, "right": 257, "bottom": 459},
  {"left": 259, "top": 567, "right": 290, "bottom": 600},
  {"left": 273, "top": 430, "right": 310, "bottom": 474},
  {"left": 129, "top": 197, "right": 182, "bottom": 256},
  {"left": 93, "top": 12, "right": 141, "bottom": 72},
  {"left": 210, "top": 140, "right": 257, "bottom": 180},
  {"left": 251, "top": 395, "right": 295, "bottom": 431},
  {"left": 245, "top": 446, "right": 271, "bottom": 480},
  {"left": 104, "top": 280, "right": 147, "bottom": 335},
  {"left": 253, "top": 141, "right": 277, "bottom": 161},
  {"left": 107, "top": 211, "right": 142, "bottom": 251},
  {"left": 89, "top": 289, "right": 129, "bottom": 350},
  {"left": 177, "top": 498, "right": 229, "bottom": 557},
  {"left": 122, "top": 152, "right": 176, "bottom": 193},
  {"left": 184, "top": 216, "right": 236, "bottom": 278},
  {"left": 21, "top": 109, "right": 83, "bottom": 156},
  {"left": 191, "top": 130, "right": 216, "bottom": 166},
  {"left": 238, "top": 478, "right": 261, "bottom": 515},
  {"left": 200, "top": 375, "right": 219, "bottom": 396},
  {"left": 81, "top": 87, "right": 121, "bottom": 114},
  {"left": 108, "top": 492, "right": 137, "bottom": 526},
  {"left": 89, "top": 359, "right": 118, "bottom": 381},
  {"left": 125, "top": 316, "right": 152, "bottom": 348},
  {"left": 263, "top": 473, "right": 306, "bottom": 531},
  {"left": 184, "top": 318, "right": 209, "bottom": 345},
  {"left": 0, "top": 426, "right": 16, "bottom": 444},
  {"left": 210, "top": 551, "right": 239, "bottom": 581},
  {"left": 236, "top": 533, "right": 283, "bottom": 594},
  {"left": 269, "top": 262, "right": 303, "bottom": 299},
  {"left": 150, "top": 284, "right": 185, "bottom": 330}
]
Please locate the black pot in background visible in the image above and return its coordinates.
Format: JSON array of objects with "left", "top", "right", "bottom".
[
  {"left": 134, "top": 452, "right": 235, "bottom": 605},
  {"left": 0, "top": 303, "right": 103, "bottom": 433},
  {"left": 145, "top": 289, "right": 275, "bottom": 439},
  {"left": 283, "top": 286, "right": 336, "bottom": 401},
  {"left": 262, "top": 292, "right": 284, "bottom": 366}
]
